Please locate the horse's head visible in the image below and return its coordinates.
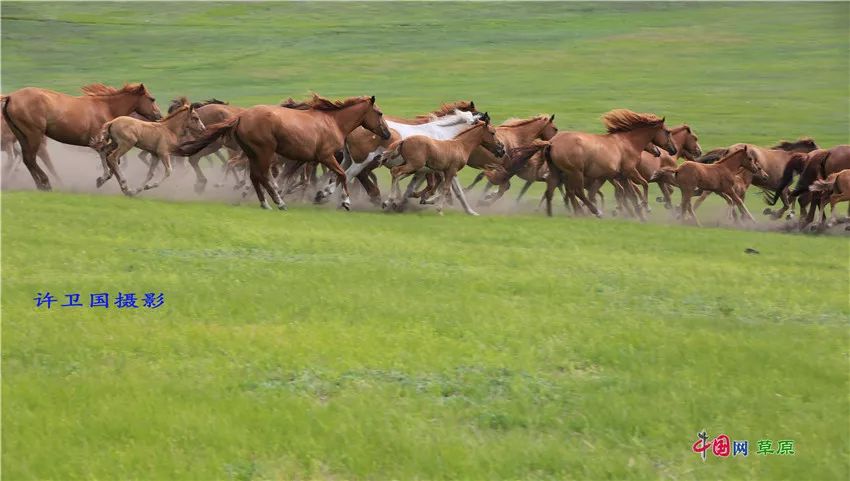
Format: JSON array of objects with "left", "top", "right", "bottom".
[
  {"left": 186, "top": 104, "right": 206, "bottom": 135},
  {"left": 134, "top": 84, "right": 162, "bottom": 121},
  {"left": 478, "top": 114, "right": 505, "bottom": 158},
  {"left": 361, "top": 96, "right": 391, "bottom": 140},
  {"left": 650, "top": 119, "right": 677, "bottom": 156},
  {"left": 678, "top": 125, "right": 703, "bottom": 160},
  {"left": 739, "top": 145, "right": 769, "bottom": 181},
  {"left": 540, "top": 114, "right": 558, "bottom": 140}
]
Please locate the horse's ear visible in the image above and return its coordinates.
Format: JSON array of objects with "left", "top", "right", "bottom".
[
  {"left": 549, "top": 114, "right": 555, "bottom": 122},
  {"left": 469, "top": 100, "right": 475, "bottom": 110},
  {"left": 661, "top": 116, "right": 665, "bottom": 123},
  {"left": 370, "top": 95, "right": 376, "bottom": 105}
]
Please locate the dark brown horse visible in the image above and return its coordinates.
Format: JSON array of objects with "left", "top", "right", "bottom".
[
  {"left": 1, "top": 83, "right": 161, "bottom": 190},
  {"left": 779, "top": 145, "right": 850, "bottom": 229},
  {"left": 176, "top": 94, "right": 389, "bottom": 210}
]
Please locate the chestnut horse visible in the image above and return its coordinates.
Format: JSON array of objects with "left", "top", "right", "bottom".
[
  {"left": 1, "top": 83, "right": 161, "bottom": 190},
  {"left": 512, "top": 110, "right": 676, "bottom": 219},
  {"left": 382, "top": 117, "right": 505, "bottom": 214},
  {"left": 699, "top": 138, "right": 818, "bottom": 219},
  {"left": 176, "top": 94, "right": 390, "bottom": 210},
  {"left": 653, "top": 145, "right": 768, "bottom": 226},
  {"left": 462, "top": 114, "right": 559, "bottom": 205},
  {"left": 781, "top": 145, "right": 850, "bottom": 229},
  {"left": 809, "top": 169, "right": 850, "bottom": 230},
  {"left": 638, "top": 124, "right": 703, "bottom": 209},
  {"left": 91, "top": 97, "right": 205, "bottom": 196}
]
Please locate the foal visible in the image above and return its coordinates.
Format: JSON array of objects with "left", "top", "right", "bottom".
[
  {"left": 655, "top": 145, "right": 768, "bottom": 226},
  {"left": 382, "top": 116, "right": 505, "bottom": 215},
  {"left": 809, "top": 169, "right": 850, "bottom": 230},
  {"left": 92, "top": 97, "right": 205, "bottom": 195}
]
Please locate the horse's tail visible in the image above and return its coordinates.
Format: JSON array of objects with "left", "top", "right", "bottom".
[
  {"left": 174, "top": 116, "right": 239, "bottom": 157},
  {"left": 696, "top": 148, "right": 727, "bottom": 164},
  {"left": 809, "top": 173, "right": 839, "bottom": 194},
  {"left": 766, "top": 152, "right": 808, "bottom": 205},
  {"left": 790, "top": 150, "right": 830, "bottom": 198},
  {"left": 89, "top": 122, "right": 114, "bottom": 152},
  {"left": 381, "top": 140, "right": 405, "bottom": 167},
  {"left": 1, "top": 95, "right": 28, "bottom": 153},
  {"left": 507, "top": 139, "right": 550, "bottom": 172},
  {"left": 649, "top": 166, "right": 678, "bottom": 184}
]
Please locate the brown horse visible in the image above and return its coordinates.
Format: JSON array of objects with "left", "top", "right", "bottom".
[
  {"left": 809, "top": 169, "right": 850, "bottom": 230},
  {"left": 782, "top": 145, "right": 850, "bottom": 229},
  {"left": 638, "top": 124, "right": 703, "bottom": 209},
  {"left": 654, "top": 145, "right": 768, "bottom": 226},
  {"left": 176, "top": 94, "right": 390, "bottom": 210},
  {"left": 381, "top": 117, "right": 505, "bottom": 214},
  {"left": 1, "top": 83, "right": 161, "bottom": 190},
  {"left": 462, "top": 114, "right": 559, "bottom": 205},
  {"left": 699, "top": 138, "right": 818, "bottom": 219},
  {"left": 91, "top": 97, "right": 205, "bottom": 196},
  {"left": 513, "top": 109, "right": 676, "bottom": 219}
]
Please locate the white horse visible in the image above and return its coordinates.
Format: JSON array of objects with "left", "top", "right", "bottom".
[{"left": 314, "top": 109, "right": 483, "bottom": 213}]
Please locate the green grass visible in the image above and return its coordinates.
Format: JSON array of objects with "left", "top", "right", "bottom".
[
  {"left": 2, "top": 192, "right": 848, "bottom": 480},
  {"left": 2, "top": 2, "right": 850, "bottom": 480}
]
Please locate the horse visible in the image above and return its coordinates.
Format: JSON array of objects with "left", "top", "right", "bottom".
[
  {"left": 511, "top": 109, "right": 676, "bottom": 219},
  {"left": 1, "top": 83, "right": 161, "bottom": 191},
  {"left": 381, "top": 116, "right": 505, "bottom": 215},
  {"left": 460, "top": 114, "right": 559, "bottom": 206},
  {"left": 699, "top": 138, "right": 818, "bottom": 219},
  {"left": 781, "top": 145, "right": 850, "bottom": 229},
  {"left": 312, "top": 101, "right": 481, "bottom": 205},
  {"left": 637, "top": 124, "right": 703, "bottom": 209},
  {"left": 175, "top": 94, "right": 390, "bottom": 210},
  {"left": 90, "top": 97, "right": 206, "bottom": 195},
  {"left": 809, "top": 169, "right": 850, "bottom": 231},
  {"left": 652, "top": 145, "right": 768, "bottom": 226}
]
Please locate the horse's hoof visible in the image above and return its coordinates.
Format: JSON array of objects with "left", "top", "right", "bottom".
[
  {"left": 278, "top": 203, "right": 288, "bottom": 211},
  {"left": 844, "top": 225, "right": 850, "bottom": 231},
  {"left": 260, "top": 203, "right": 272, "bottom": 210},
  {"left": 381, "top": 200, "right": 390, "bottom": 210},
  {"left": 95, "top": 178, "right": 106, "bottom": 188},
  {"left": 664, "top": 204, "right": 672, "bottom": 210},
  {"left": 786, "top": 213, "right": 795, "bottom": 221},
  {"left": 655, "top": 196, "right": 665, "bottom": 203},
  {"left": 762, "top": 208, "right": 773, "bottom": 216},
  {"left": 194, "top": 182, "right": 206, "bottom": 195},
  {"left": 467, "top": 211, "right": 480, "bottom": 216},
  {"left": 369, "top": 196, "right": 382, "bottom": 207},
  {"left": 341, "top": 201, "right": 351, "bottom": 211}
]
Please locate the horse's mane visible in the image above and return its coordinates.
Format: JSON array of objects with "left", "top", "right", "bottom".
[
  {"left": 602, "top": 109, "right": 664, "bottom": 133},
  {"left": 81, "top": 83, "right": 147, "bottom": 96},
  {"left": 714, "top": 145, "right": 747, "bottom": 164},
  {"left": 161, "top": 97, "right": 190, "bottom": 120},
  {"left": 413, "top": 101, "right": 475, "bottom": 120},
  {"left": 169, "top": 97, "right": 226, "bottom": 113},
  {"left": 456, "top": 121, "right": 488, "bottom": 137},
  {"left": 500, "top": 114, "right": 550, "bottom": 128},
  {"left": 770, "top": 137, "right": 818, "bottom": 151},
  {"left": 280, "top": 93, "right": 369, "bottom": 111},
  {"left": 671, "top": 124, "right": 692, "bottom": 134}
]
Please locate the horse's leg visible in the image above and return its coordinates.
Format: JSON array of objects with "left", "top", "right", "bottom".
[
  {"left": 465, "top": 171, "right": 486, "bottom": 192},
  {"left": 140, "top": 153, "right": 174, "bottom": 193},
  {"left": 660, "top": 181, "right": 674, "bottom": 209},
  {"left": 437, "top": 170, "right": 456, "bottom": 216},
  {"left": 105, "top": 144, "right": 134, "bottom": 196},
  {"left": 515, "top": 180, "right": 534, "bottom": 205},
  {"left": 543, "top": 171, "right": 561, "bottom": 217},
  {"left": 624, "top": 169, "right": 649, "bottom": 219},
  {"left": 716, "top": 191, "right": 739, "bottom": 224},
  {"left": 482, "top": 180, "right": 510, "bottom": 205},
  {"left": 16, "top": 130, "right": 51, "bottom": 191},
  {"left": 451, "top": 176, "right": 479, "bottom": 216},
  {"left": 187, "top": 154, "right": 208, "bottom": 194},
  {"left": 315, "top": 154, "right": 352, "bottom": 210},
  {"left": 134, "top": 154, "right": 160, "bottom": 194},
  {"left": 692, "top": 190, "right": 711, "bottom": 212},
  {"left": 35, "top": 141, "right": 61, "bottom": 187},
  {"left": 826, "top": 193, "right": 850, "bottom": 227}
]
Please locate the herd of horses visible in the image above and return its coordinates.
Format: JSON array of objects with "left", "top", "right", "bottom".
[{"left": 2, "top": 83, "right": 849, "bottom": 232}]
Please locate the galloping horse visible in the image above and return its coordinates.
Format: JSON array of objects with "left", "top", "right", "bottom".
[
  {"left": 462, "top": 114, "right": 559, "bottom": 205},
  {"left": 809, "top": 169, "right": 850, "bottom": 230},
  {"left": 653, "top": 145, "right": 768, "bottom": 226},
  {"left": 176, "top": 94, "right": 390, "bottom": 210},
  {"left": 382, "top": 116, "right": 505, "bottom": 214},
  {"left": 638, "top": 124, "right": 703, "bottom": 209},
  {"left": 91, "top": 97, "right": 205, "bottom": 195},
  {"left": 512, "top": 109, "right": 676, "bottom": 219},
  {"left": 699, "top": 138, "right": 818, "bottom": 219},
  {"left": 1, "top": 83, "right": 161, "bottom": 190},
  {"left": 780, "top": 145, "right": 850, "bottom": 229},
  {"left": 313, "top": 101, "right": 480, "bottom": 204}
]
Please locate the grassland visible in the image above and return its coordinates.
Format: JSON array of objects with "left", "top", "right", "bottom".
[{"left": 2, "top": 2, "right": 849, "bottom": 480}]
